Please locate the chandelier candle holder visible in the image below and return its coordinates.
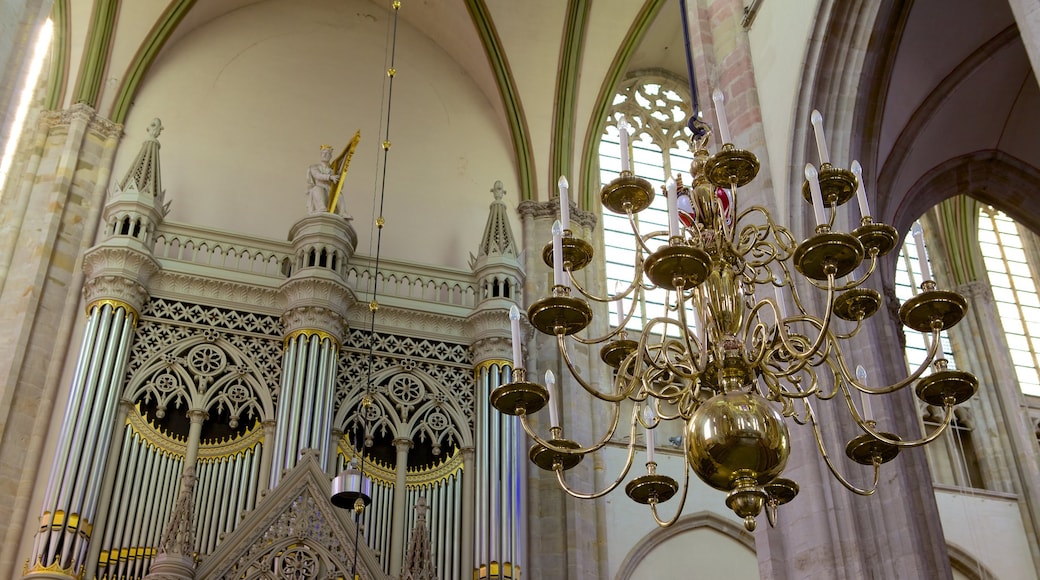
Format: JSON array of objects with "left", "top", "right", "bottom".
[{"left": 490, "top": 94, "right": 978, "bottom": 531}]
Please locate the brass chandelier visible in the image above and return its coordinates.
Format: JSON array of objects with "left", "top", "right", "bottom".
[{"left": 491, "top": 88, "right": 979, "bottom": 531}]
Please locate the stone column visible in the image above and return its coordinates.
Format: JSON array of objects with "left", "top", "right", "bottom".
[
  {"left": 256, "top": 420, "right": 277, "bottom": 497},
  {"left": 953, "top": 281, "right": 1040, "bottom": 567},
  {"left": 0, "top": 105, "right": 122, "bottom": 576},
  {"left": 389, "top": 437, "right": 413, "bottom": 579}
]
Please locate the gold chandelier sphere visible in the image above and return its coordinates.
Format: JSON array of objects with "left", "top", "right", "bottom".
[{"left": 686, "top": 390, "right": 790, "bottom": 493}]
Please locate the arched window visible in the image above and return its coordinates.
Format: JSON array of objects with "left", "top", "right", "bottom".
[
  {"left": 599, "top": 75, "right": 695, "bottom": 332},
  {"left": 978, "top": 206, "right": 1040, "bottom": 396}
]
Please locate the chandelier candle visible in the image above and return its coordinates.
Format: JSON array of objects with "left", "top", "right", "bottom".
[
  {"left": 810, "top": 110, "right": 831, "bottom": 165},
  {"left": 545, "top": 370, "right": 560, "bottom": 428},
  {"left": 559, "top": 176, "right": 570, "bottom": 231},
  {"left": 618, "top": 117, "right": 632, "bottom": 171},
  {"left": 711, "top": 88, "right": 732, "bottom": 144},
  {"left": 643, "top": 405, "right": 657, "bottom": 464},
  {"left": 666, "top": 177, "right": 680, "bottom": 238},
  {"left": 551, "top": 220, "right": 565, "bottom": 287},
  {"left": 856, "top": 365, "right": 873, "bottom": 422},
  {"left": 912, "top": 222, "right": 933, "bottom": 283},
  {"left": 509, "top": 304, "right": 523, "bottom": 369},
  {"left": 850, "top": 160, "right": 871, "bottom": 220},
  {"left": 804, "top": 163, "right": 826, "bottom": 227}
]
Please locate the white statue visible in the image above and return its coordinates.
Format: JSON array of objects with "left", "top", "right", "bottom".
[{"left": 307, "top": 145, "right": 339, "bottom": 214}]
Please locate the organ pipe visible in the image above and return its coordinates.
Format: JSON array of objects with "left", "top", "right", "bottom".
[
  {"left": 28, "top": 303, "right": 137, "bottom": 576},
  {"left": 271, "top": 332, "right": 338, "bottom": 488}
]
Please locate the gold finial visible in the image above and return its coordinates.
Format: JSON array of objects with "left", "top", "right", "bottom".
[
  {"left": 382, "top": 140, "right": 391, "bottom": 151},
  {"left": 376, "top": 216, "right": 385, "bottom": 228},
  {"left": 393, "top": 1, "right": 401, "bottom": 9},
  {"left": 320, "top": 144, "right": 333, "bottom": 150},
  {"left": 387, "top": 68, "right": 396, "bottom": 78},
  {"left": 369, "top": 300, "right": 379, "bottom": 311}
]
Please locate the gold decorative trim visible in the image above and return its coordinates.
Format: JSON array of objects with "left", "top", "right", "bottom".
[
  {"left": 127, "top": 406, "right": 264, "bottom": 460},
  {"left": 97, "top": 546, "right": 157, "bottom": 567},
  {"left": 475, "top": 562, "right": 517, "bottom": 580},
  {"left": 337, "top": 438, "right": 464, "bottom": 487},
  {"left": 24, "top": 557, "right": 83, "bottom": 577},
  {"left": 474, "top": 359, "right": 511, "bottom": 380},
  {"left": 87, "top": 298, "right": 139, "bottom": 325},
  {"left": 284, "top": 328, "right": 340, "bottom": 349},
  {"left": 37, "top": 510, "right": 93, "bottom": 537}
]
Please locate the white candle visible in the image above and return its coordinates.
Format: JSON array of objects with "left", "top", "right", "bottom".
[
  {"left": 805, "top": 163, "right": 826, "bottom": 227},
  {"left": 850, "top": 160, "right": 871, "bottom": 220},
  {"left": 810, "top": 110, "right": 831, "bottom": 165},
  {"left": 509, "top": 304, "right": 523, "bottom": 370},
  {"left": 911, "top": 222, "right": 932, "bottom": 283},
  {"left": 666, "top": 177, "right": 679, "bottom": 238},
  {"left": 552, "top": 220, "right": 566, "bottom": 287},
  {"left": 618, "top": 117, "right": 631, "bottom": 172},
  {"left": 774, "top": 284, "right": 788, "bottom": 319},
  {"left": 856, "top": 365, "right": 873, "bottom": 421},
  {"left": 712, "top": 89, "right": 732, "bottom": 145},
  {"left": 643, "top": 405, "right": 656, "bottom": 463},
  {"left": 611, "top": 284, "right": 619, "bottom": 330},
  {"left": 558, "top": 175, "right": 570, "bottom": 231},
  {"left": 545, "top": 370, "right": 560, "bottom": 428}
]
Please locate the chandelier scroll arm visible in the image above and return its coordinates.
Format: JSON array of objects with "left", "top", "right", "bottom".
[
  {"left": 857, "top": 403, "right": 955, "bottom": 448},
  {"left": 805, "top": 400, "right": 881, "bottom": 496},
  {"left": 555, "top": 334, "right": 635, "bottom": 403},
  {"left": 829, "top": 328, "right": 944, "bottom": 396},
  {"left": 517, "top": 397, "right": 622, "bottom": 455},
  {"left": 551, "top": 415, "right": 641, "bottom": 500},
  {"left": 648, "top": 457, "right": 692, "bottom": 527},
  {"left": 674, "top": 288, "right": 710, "bottom": 373}
]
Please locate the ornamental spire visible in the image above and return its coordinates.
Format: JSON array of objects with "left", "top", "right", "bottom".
[
  {"left": 118, "top": 117, "right": 165, "bottom": 199},
  {"left": 472, "top": 180, "right": 519, "bottom": 262},
  {"left": 403, "top": 497, "right": 436, "bottom": 580}
]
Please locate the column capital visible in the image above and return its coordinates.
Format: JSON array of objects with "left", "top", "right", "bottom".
[
  {"left": 393, "top": 438, "right": 414, "bottom": 450},
  {"left": 186, "top": 409, "right": 209, "bottom": 423},
  {"left": 955, "top": 279, "right": 994, "bottom": 303}
]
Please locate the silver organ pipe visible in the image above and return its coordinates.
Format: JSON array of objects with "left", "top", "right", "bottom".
[
  {"left": 475, "top": 361, "right": 521, "bottom": 580},
  {"left": 88, "top": 408, "right": 266, "bottom": 579}
]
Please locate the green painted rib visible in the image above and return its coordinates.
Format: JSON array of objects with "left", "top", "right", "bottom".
[
  {"left": 72, "top": 0, "right": 119, "bottom": 107},
  {"left": 46, "top": 1, "right": 68, "bottom": 110},
  {"left": 111, "top": 0, "right": 196, "bottom": 123},
  {"left": 936, "top": 195, "right": 982, "bottom": 285},
  {"left": 550, "top": 0, "right": 590, "bottom": 196},
  {"left": 465, "top": 0, "right": 534, "bottom": 201},
  {"left": 578, "top": 0, "right": 666, "bottom": 210}
]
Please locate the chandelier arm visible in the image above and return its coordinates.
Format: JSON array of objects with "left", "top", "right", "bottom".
[
  {"left": 769, "top": 317, "right": 827, "bottom": 377},
  {"left": 859, "top": 404, "right": 955, "bottom": 448},
  {"left": 830, "top": 329, "right": 943, "bottom": 395},
  {"left": 769, "top": 274, "right": 839, "bottom": 369},
  {"left": 517, "top": 399, "right": 623, "bottom": 455},
  {"left": 806, "top": 251, "right": 880, "bottom": 292},
  {"left": 551, "top": 416, "right": 640, "bottom": 500},
  {"left": 675, "top": 294, "right": 710, "bottom": 373},
  {"left": 648, "top": 459, "right": 692, "bottom": 527},
  {"left": 805, "top": 400, "right": 880, "bottom": 496},
  {"left": 556, "top": 334, "right": 635, "bottom": 402}
]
